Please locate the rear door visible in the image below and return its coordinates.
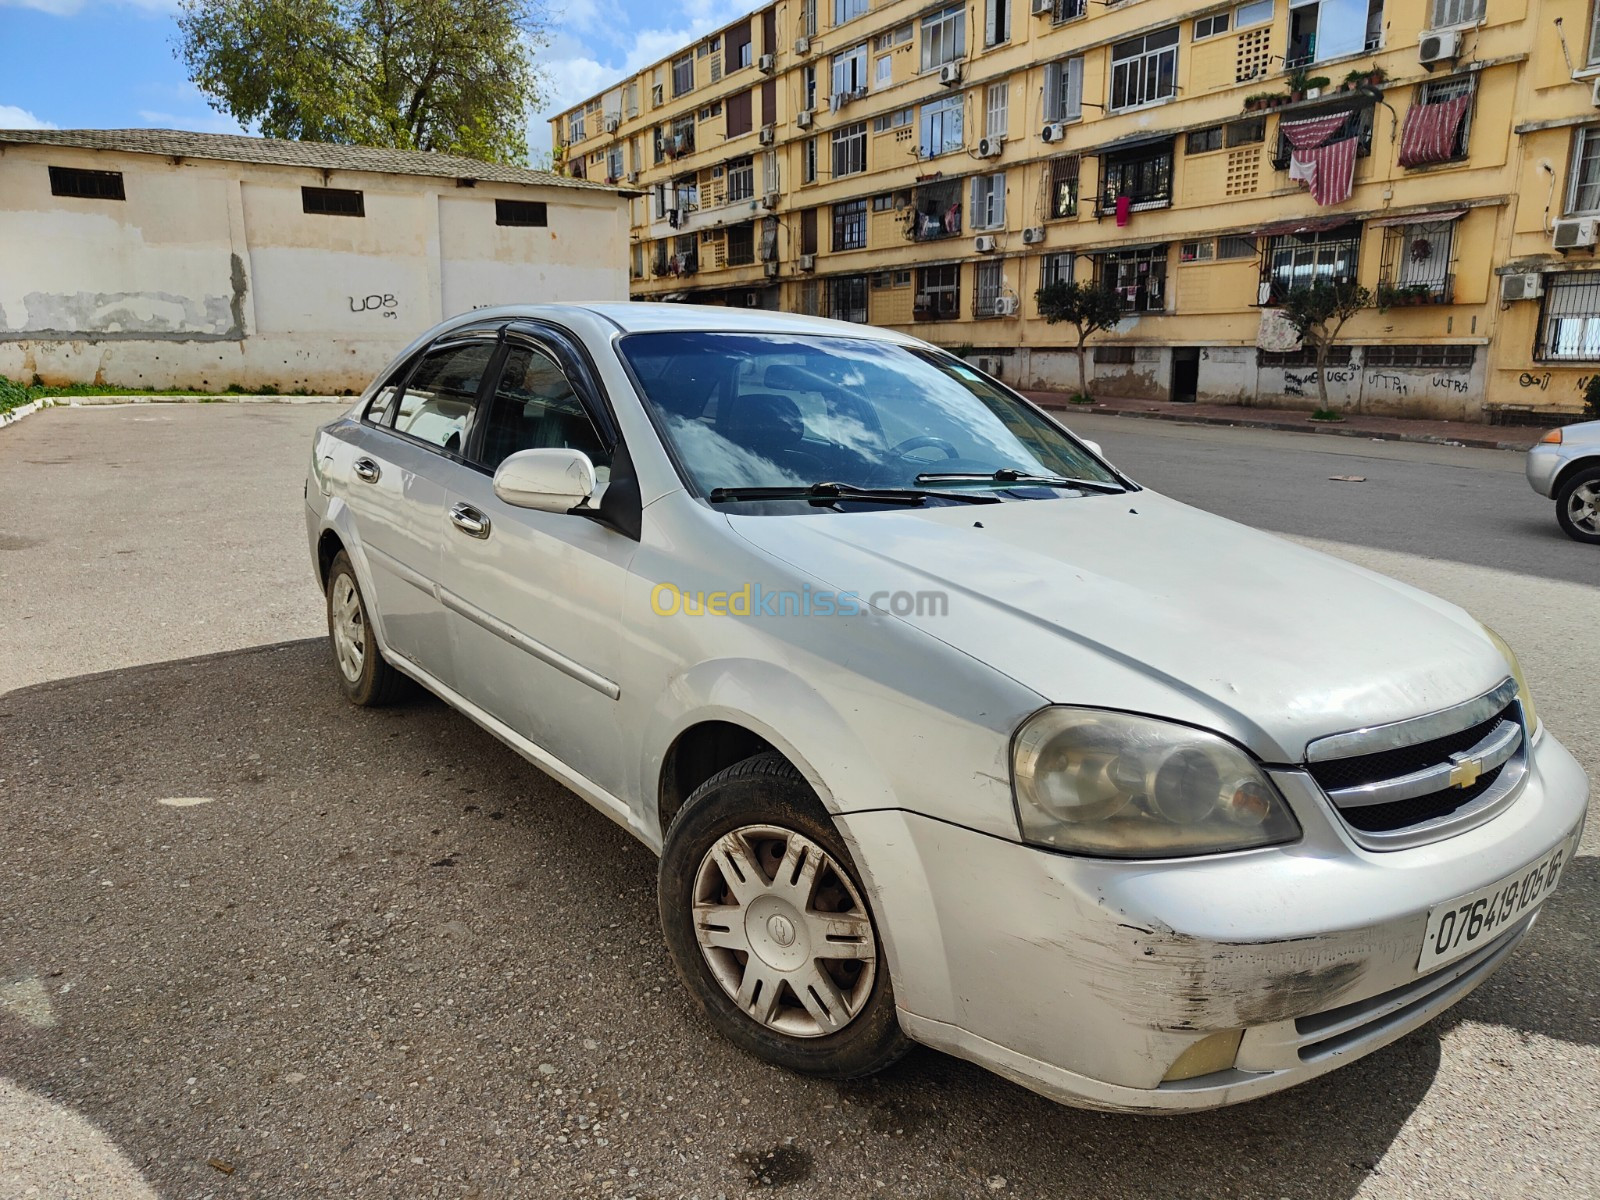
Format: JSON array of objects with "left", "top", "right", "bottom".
[
  {"left": 436, "top": 326, "right": 636, "bottom": 797},
  {"left": 338, "top": 332, "right": 501, "bottom": 678}
]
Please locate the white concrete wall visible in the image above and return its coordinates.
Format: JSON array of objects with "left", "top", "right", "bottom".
[{"left": 0, "top": 144, "right": 629, "bottom": 391}]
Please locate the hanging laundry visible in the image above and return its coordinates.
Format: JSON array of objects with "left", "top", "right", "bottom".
[
  {"left": 1115, "top": 194, "right": 1132, "bottom": 226},
  {"left": 1398, "top": 96, "right": 1471, "bottom": 168}
]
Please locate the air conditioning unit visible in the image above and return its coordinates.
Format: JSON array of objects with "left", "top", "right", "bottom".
[
  {"left": 1041, "top": 122, "right": 1066, "bottom": 143},
  {"left": 994, "top": 296, "right": 1019, "bottom": 316},
  {"left": 1031, "top": 0, "right": 1052, "bottom": 13},
  {"left": 764, "top": 261, "right": 780, "bottom": 278},
  {"left": 939, "top": 63, "right": 963, "bottom": 86},
  {"left": 604, "top": 115, "right": 620, "bottom": 133},
  {"left": 975, "top": 234, "right": 998, "bottom": 252},
  {"left": 795, "top": 36, "right": 811, "bottom": 55},
  {"left": 1500, "top": 273, "right": 1544, "bottom": 302},
  {"left": 799, "top": 253, "right": 816, "bottom": 271},
  {"left": 797, "top": 109, "right": 814, "bottom": 128},
  {"left": 625, "top": 171, "right": 640, "bottom": 184},
  {"left": 1419, "top": 28, "right": 1460, "bottom": 67},
  {"left": 1553, "top": 217, "right": 1599, "bottom": 251},
  {"left": 759, "top": 125, "right": 776, "bottom": 145},
  {"left": 978, "top": 135, "right": 1004, "bottom": 158},
  {"left": 759, "top": 53, "right": 776, "bottom": 74},
  {"left": 1022, "top": 226, "right": 1045, "bottom": 244},
  {"left": 764, "top": 190, "right": 781, "bottom": 209}
]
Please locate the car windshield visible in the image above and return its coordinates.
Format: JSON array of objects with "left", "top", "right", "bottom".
[{"left": 618, "top": 331, "right": 1119, "bottom": 502}]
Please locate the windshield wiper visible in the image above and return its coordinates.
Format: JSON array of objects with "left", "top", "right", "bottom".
[
  {"left": 707, "top": 481, "right": 1002, "bottom": 506},
  {"left": 914, "top": 468, "right": 1126, "bottom": 495}
]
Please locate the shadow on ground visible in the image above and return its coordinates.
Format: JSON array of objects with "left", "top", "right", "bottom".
[{"left": 1, "top": 640, "right": 1589, "bottom": 1199}]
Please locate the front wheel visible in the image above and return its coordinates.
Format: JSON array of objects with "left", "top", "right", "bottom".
[
  {"left": 1556, "top": 465, "right": 1600, "bottom": 544},
  {"left": 658, "top": 753, "right": 910, "bottom": 1079}
]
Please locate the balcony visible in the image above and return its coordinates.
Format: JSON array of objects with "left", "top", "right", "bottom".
[{"left": 905, "top": 180, "right": 963, "bottom": 242}]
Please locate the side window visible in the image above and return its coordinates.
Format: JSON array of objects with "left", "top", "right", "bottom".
[
  {"left": 478, "top": 344, "right": 612, "bottom": 476},
  {"left": 363, "top": 381, "right": 401, "bottom": 425},
  {"left": 392, "top": 340, "right": 497, "bottom": 453}
]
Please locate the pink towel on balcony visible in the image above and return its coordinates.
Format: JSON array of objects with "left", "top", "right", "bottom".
[{"left": 1115, "top": 194, "right": 1131, "bottom": 226}]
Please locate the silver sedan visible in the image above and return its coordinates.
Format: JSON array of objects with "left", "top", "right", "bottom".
[{"left": 1526, "top": 419, "right": 1600, "bottom": 543}]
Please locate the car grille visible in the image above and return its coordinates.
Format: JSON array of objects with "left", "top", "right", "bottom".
[{"left": 1304, "top": 680, "right": 1527, "bottom": 850}]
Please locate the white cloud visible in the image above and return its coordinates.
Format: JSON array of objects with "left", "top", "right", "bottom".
[
  {"left": 0, "top": 104, "right": 57, "bottom": 129},
  {"left": 137, "top": 108, "right": 248, "bottom": 135}
]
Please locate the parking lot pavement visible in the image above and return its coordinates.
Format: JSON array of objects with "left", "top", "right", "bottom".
[{"left": 1, "top": 640, "right": 1596, "bottom": 1200}]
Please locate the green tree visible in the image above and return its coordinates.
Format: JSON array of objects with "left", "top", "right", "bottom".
[
  {"left": 176, "top": 0, "right": 548, "bottom": 164},
  {"left": 1034, "top": 280, "right": 1124, "bottom": 400},
  {"left": 1279, "top": 280, "right": 1372, "bottom": 416}
]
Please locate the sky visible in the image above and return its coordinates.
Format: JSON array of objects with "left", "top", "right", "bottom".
[{"left": 0, "top": 0, "right": 759, "bottom": 161}]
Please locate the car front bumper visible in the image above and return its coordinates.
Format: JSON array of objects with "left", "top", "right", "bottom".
[
  {"left": 837, "top": 730, "right": 1588, "bottom": 1113},
  {"left": 1525, "top": 443, "right": 1566, "bottom": 498}
]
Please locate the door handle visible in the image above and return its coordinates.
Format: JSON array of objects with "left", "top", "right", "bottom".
[
  {"left": 353, "top": 457, "right": 381, "bottom": 483},
  {"left": 449, "top": 503, "right": 491, "bottom": 540}
]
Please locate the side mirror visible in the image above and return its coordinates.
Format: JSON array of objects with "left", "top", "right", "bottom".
[
  {"left": 1080, "top": 438, "right": 1104, "bottom": 458},
  {"left": 493, "top": 448, "right": 596, "bottom": 513}
]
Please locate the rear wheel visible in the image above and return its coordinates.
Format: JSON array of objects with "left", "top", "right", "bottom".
[
  {"left": 1555, "top": 465, "right": 1600, "bottom": 544},
  {"left": 658, "top": 753, "right": 909, "bottom": 1079},
  {"left": 325, "top": 551, "right": 412, "bottom": 705}
]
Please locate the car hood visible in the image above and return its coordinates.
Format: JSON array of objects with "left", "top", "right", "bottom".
[{"left": 726, "top": 490, "right": 1509, "bottom": 762}]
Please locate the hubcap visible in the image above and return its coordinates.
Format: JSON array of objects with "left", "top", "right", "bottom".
[
  {"left": 329, "top": 574, "right": 366, "bottom": 683},
  {"left": 691, "top": 825, "right": 877, "bottom": 1038},
  {"left": 1570, "top": 482, "right": 1600, "bottom": 532}
]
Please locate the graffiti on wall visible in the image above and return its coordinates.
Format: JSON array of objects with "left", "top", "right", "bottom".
[
  {"left": 1518, "top": 371, "right": 1595, "bottom": 392},
  {"left": 349, "top": 293, "right": 400, "bottom": 319}
]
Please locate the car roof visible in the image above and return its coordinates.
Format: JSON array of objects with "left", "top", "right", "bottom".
[{"left": 460, "top": 302, "right": 931, "bottom": 346}]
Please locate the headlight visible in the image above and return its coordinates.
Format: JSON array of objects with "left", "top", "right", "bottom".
[
  {"left": 1481, "top": 625, "right": 1539, "bottom": 737},
  {"left": 1011, "top": 709, "right": 1300, "bottom": 858}
]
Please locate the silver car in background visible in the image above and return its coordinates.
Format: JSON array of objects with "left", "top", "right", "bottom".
[
  {"left": 304, "top": 304, "right": 1588, "bottom": 1112},
  {"left": 1526, "top": 419, "right": 1600, "bottom": 543}
]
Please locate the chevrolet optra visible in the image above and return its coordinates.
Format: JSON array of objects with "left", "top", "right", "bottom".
[{"left": 304, "top": 305, "right": 1588, "bottom": 1111}]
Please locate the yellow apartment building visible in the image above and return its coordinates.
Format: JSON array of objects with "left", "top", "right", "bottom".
[{"left": 553, "top": 0, "right": 1600, "bottom": 421}]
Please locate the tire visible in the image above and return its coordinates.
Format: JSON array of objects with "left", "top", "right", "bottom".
[
  {"left": 1555, "top": 464, "right": 1600, "bottom": 544},
  {"left": 658, "top": 752, "right": 910, "bottom": 1080},
  {"left": 325, "top": 550, "right": 412, "bottom": 706}
]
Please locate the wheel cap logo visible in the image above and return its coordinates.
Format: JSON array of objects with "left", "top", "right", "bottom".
[{"left": 767, "top": 914, "right": 796, "bottom": 947}]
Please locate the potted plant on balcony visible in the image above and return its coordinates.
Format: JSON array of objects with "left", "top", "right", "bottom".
[
  {"left": 1366, "top": 64, "right": 1388, "bottom": 87},
  {"left": 1340, "top": 68, "right": 1367, "bottom": 93},
  {"left": 1377, "top": 283, "right": 1437, "bottom": 307},
  {"left": 1244, "top": 91, "right": 1279, "bottom": 111}
]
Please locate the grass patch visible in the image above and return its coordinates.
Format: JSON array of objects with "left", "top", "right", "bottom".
[{"left": 0, "top": 373, "right": 303, "bottom": 414}]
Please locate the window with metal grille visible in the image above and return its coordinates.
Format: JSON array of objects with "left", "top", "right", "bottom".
[
  {"left": 920, "top": 4, "right": 965, "bottom": 71},
  {"left": 1094, "top": 346, "right": 1136, "bottom": 364},
  {"left": 1364, "top": 344, "right": 1475, "bottom": 368},
  {"left": 1186, "top": 126, "right": 1223, "bottom": 155},
  {"left": 974, "top": 260, "right": 1005, "bottom": 317},
  {"left": 832, "top": 198, "right": 867, "bottom": 249},
  {"left": 829, "top": 275, "right": 869, "bottom": 322},
  {"left": 914, "top": 263, "right": 961, "bottom": 320},
  {"left": 1538, "top": 274, "right": 1600, "bottom": 361},
  {"left": 726, "top": 222, "right": 756, "bottom": 266},
  {"left": 1218, "top": 234, "right": 1258, "bottom": 259},
  {"left": 1096, "top": 247, "right": 1168, "bottom": 313},
  {"left": 302, "top": 186, "right": 364, "bottom": 216},
  {"left": 1411, "top": 75, "right": 1474, "bottom": 162},
  {"left": 1260, "top": 224, "right": 1362, "bottom": 304},
  {"left": 919, "top": 95, "right": 963, "bottom": 157},
  {"left": 496, "top": 199, "right": 548, "bottom": 227},
  {"left": 1097, "top": 147, "right": 1173, "bottom": 215},
  {"left": 1180, "top": 240, "right": 1216, "bottom": 263},
  {"left": 1431, "top": 0, "right": 1484, "bottom": 27},
  {"left": 1227, "top": 117, "right": 1266, "bottom": 147},
  {"left": 971, "top": 173, "right": 1005, "bottom": 230},
  {"left": 1040, "top": 252, "right": 1074, "bottom": 288},
  {"left": 831, "top": 122, "right": 867, "bottom": 176},
  {"left": 1110, "top": 28, "right": 1178, "bottom": 111},
  {"left": 48, "top": 166, "right": 125, "bottom": 200},
  {"left": 1379, "top": 218, "right": 1457, "bottom": 303},
  {"left": 1260, "top": 346, "right": 1353, "bottom": 367},
  {"left": 1048, "top": 155, "right": 1079, "bottom": 219},
  {"left": 1273, "top": 105, "right": 1373, "bottom": 168},
  {"left": 1043, "top": 57, "right": 1084, "bottom": 123}
]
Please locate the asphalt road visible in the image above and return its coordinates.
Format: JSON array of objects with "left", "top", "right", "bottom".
[{"left": 1, "top": 404, "right": 1596, "bottom": 1200}]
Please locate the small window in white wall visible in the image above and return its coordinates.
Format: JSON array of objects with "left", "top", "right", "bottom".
[{"left": 496, "top": 199, "right": 549, "bottom": 226}]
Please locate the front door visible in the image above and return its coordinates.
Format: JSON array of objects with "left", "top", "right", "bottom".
[
  {"left": 436, "top": 329, "right": 637, "bottom": 798},
  {"left": 1171, "top": 347, "right": 1200, "bottom": 403}
]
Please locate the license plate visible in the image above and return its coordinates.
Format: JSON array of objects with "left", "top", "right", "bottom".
[{"left": 1417, "top": 841, "right": 1571, "bottom": 972}]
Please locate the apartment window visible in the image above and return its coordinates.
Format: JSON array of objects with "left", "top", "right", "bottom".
[
  {"left": 672, "top": 54, "right": 693, "bottom": 96},
  {"left": 48, "top": 166, "right": 125, "bottom": 200},
  {"left": 1180, "top": 239, "right": 1216, "bottom": 262},
  {"left": 606, "top": 146, "right": 624, "bottom": 180},
  {"left": 1194, "top": 11, "right": 1229, "bottom": 38},
  {"left": 873, "top": 269, "right": 912, "bottom": 287},
  {"left": 1538, "top": 274, "right": 1600, "bottom": 361},
  {"left": 726, "top": 222, "right": 756, "bottom": 266},
  {"left": 909, "top": 178, "right": 962, "bottom": 240},
  {"left": 1260, "top": 223, "right": 1361, "bottom": 304},
  {"left": 835, "top": 0, "right": 867, "bottom": 24},
  {"left": 832, "top": 43, "right": 868, "bottom": 97},
  {"left": 920, "top": 94, "right": 964, "bottom": 157},
  {"left": 625, "top": 82, "right": 639, "bottom": 119},
  {"left": 1098, "top": 146, "right": 1174, "bottom": 215},
  {"left": 1401, "top": 76, "right": 1474, "bottom": 167},
  {"left": 803, "top": 137, "right": 819, "bottom": 183},
  {"left": 1040, "top": 252, "right": 1074, "bottom": 288},
  {"left": 1288, "top": 0, "right": 1385, "bottom": 68},
  {"left": 915, "top": 263, "right": 961, "bottom": 320},
  {"left": 1049, "top": 0, "right": 1087, "bottom": 23},
  {"left": 1218, "top": 235, "right": 1258, "bottom": 259},
  {"left": 920, "top": 5, "right": 966, "bottom": 72},
  {"left": 873, "top": 107, "right": 913, "bottom": 132},
  {"left": 802, "top": 65, "right": 818, "bottom": 111},
  {"left": 1273, "top": 106, "right": 1373, "bottom": 167},
  {"left": 832, "top": 198, "right": 868, "bottom": 250},
  {"left": 1365, "top": 344, "right": 1474, "bottom": 368},
  {"left": 1048, "top": 155, "right": 1079, "bottom": 219},
  {"left": 302, "top": 186, "right": 364, "bottom": 216},
  {"left": 1043, "top": 57, "right": 1084, "bottom": 123},
  {"left": 829, "top": 275, "right": 869, "bottom": 322},
  {"left": 876, "top": 54, "right": 893, "bottom": 86},
  {"left": 1379, "top": 217, "right": 1458, "bottom": 301},
  {"left": 985, "top": 0, "right": 1010, "bottom": 47},
  {"left": 1260, "top": 346, "right": 1352, "bottom": 368},
  {"left": 971, "top": 173, "right": 1005, "bottom": 229},
  {"left": 872, "top": 190, "right": 911, "bottom": 211},
  {"left": 1590, "top": 0, "right": 1600, "bottom": 63},
  {"left": 1227, "top": 117, "right": 1266, "bottom": 146},
  {"left": 1186, "top": 126, "right": 1224, "bottom": 155},
  {"left": 832, "top": 122, "right": 867, "bottom": 177},
  {"left": 800, "top": 207, "right": 819, "bottom": 255},
  {"left": 569, "top": 109, "right": 587, "bottom": 141},
  {"left": 1095, "top": 346, "right": 1137, "bottom": 365},
  {"left": 800, "top": 0, "right": 817, "bottom": 38},
  {"left": 1571, "top": 127, "right": 1600, "bottom": 214},
  {"left": 1431, "top": 0, "right": 1484, "bottom": 26},
  {"left": 727, "top": 156, "right": 755, "bottom": 201},
  {"left": 1236, "top": 0, "right": 1274, "bottom": 26},
  {"left": 1110, "top": 28, "right": 1178, "bottom": 112},
  {"left": 975, "top": 260, "right": 1006, "bottom": 317},
  {"left": 726, "top": 90, "right": 753, "bottom": 138},
  {"left": 698, "top": 103, "right": 722, "bottom": 122},
  {"left": 1098, "top": 247, "right": 1168, "bottom": 313},
  {"left": 986, "top": 82, "right": 1008, "bottom": 140},
  {"left": 727, "top": 21, "right": 753, "bottom": 72},
  {"left": 874, "top": 23, "right": 913, "bottom": 50}
]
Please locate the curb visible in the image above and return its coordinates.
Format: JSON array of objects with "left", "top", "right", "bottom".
[
  {"left": 1030, "top": 399, "right": 1536, "bottom": 452},
  {"left": 0, "top": 396, "right": 65, "bottom": 431},
  {"left": 0, "top": 394, "right": 347, "bottom": 430}
]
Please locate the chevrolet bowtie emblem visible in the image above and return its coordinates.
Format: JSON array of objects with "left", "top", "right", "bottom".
[{"left": 1447, "top": 756, "right": 1484, "bottom": 789}]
